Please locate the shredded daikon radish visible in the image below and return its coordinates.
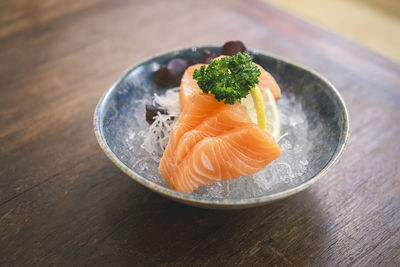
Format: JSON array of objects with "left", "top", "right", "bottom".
[
  {"left": 141, "top": 88, "right": 180, "bottom": 159},
  {"left": 153, "top": 88, "right": 181, "bottom": 116}
]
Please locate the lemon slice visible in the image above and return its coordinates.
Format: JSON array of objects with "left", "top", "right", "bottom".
[
  {"left": 249, "top": 86, "right": 266, "bottom": 131},
  {"left": 241, "top": 86, "right": 281, "bottom": 140},
  {"left": 262, "top": 88, "right": 281, "bottom": 140}
]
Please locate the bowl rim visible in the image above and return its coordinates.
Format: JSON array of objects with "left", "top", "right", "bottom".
[{"left": 93, "top": 45, "right": 350, "bottom": 207}]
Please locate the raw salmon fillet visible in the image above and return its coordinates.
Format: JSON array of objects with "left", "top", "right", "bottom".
[
  {"left": 254, "top": 62, "right": 281, "bottom": 100},
  {"left": 159, "top": 93, "right": 282, "bottom": 193},
  {"left": 179, "top": 64, "right": 204, "bottom": 111},
  {"left": 179, "top": 61, "right": 280, "bottom": 111}
]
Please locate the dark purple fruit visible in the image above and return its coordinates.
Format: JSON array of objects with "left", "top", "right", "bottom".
[
  {"left": 155, "top": 59, "right": 193, "bottom": 87},
  {"left": 145, "top": 102, "right": 167, "bottom": 124},
  {"left": 221, "top": 41, "right": 247, "bottom": 56},
  {"left": 200, "top": 50, "right": 218, "bottom": 64}
]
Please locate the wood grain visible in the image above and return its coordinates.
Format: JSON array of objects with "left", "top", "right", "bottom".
[{"left": 0, "top": 0, "right": 399, "bottom": 265}]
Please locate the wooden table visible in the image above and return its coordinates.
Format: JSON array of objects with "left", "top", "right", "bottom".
[{"left": 1, "top": 0, "right": 399, "bottom": 265}]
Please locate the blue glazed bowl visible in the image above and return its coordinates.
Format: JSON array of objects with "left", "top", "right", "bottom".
[{"left": 93, "top": 46, "right": 350, "bottom": 209}]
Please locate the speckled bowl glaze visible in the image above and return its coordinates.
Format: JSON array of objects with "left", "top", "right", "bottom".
[{"left": 94, "top": 46, "right": 350, "bottom": 209}]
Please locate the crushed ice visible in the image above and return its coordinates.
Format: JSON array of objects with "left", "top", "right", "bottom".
[{"left": 124, "top": 88, "right": 315, "bottom": 199}]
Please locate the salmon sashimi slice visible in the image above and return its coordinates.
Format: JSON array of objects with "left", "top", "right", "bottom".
[
  {"left": 179, "top": 62, "right": 281, "bottom": 111},
  {"left": 159, "top": 93, "right": 282, "bottom": 193},
  {"left": 254, "top": 62, "right": 281, "bottom": 100},
  {"left": 175, "top": 104, "right": 252, "bottom": 163},
  {"left": 179, "top": 64, "right": 204, "bottom": 111}
]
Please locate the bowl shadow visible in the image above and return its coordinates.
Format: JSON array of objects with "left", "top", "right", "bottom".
[{"left": 97, "top": 179, "right": 328, "bottom": 265}]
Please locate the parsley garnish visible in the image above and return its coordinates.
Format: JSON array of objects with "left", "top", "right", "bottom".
[{"left": 192, "top": 52, "right": 261, "bottom": 104}]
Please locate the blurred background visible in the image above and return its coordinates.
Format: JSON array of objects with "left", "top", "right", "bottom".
[
  {"left": 268, "top": 0, "right": 400, "bottom": 62},
  {"left": 1, "top": 0, "right": 398, "bottom": 62}
]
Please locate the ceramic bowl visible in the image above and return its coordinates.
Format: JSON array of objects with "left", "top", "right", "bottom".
[{"left": 93, "top": 46, "right": 350, "bottom": 209}]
